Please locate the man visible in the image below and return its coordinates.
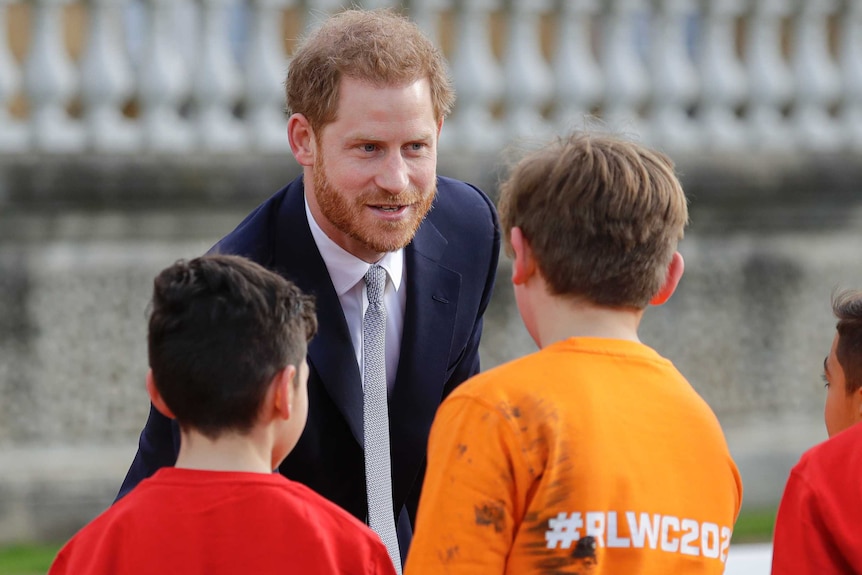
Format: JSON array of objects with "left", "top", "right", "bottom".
[
  {"left": 771, "top": 290, "right": 862, "bottom": 574},
  {"left": 117, "top": 8, "right": 501, "bottom": 572}
]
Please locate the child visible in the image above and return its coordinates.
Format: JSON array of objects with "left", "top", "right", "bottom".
[
  {"left": 771, "top": 290, "right": 862, "bottom": 574},
  {"left": 405, "top": 132, "right": 742, "bottom": 574},
  {"left": 49, "top": 255, "right": 396, "bottom": 575}
]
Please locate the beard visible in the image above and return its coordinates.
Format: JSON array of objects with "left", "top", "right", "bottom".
[{"left": 311, "top": 153, "right": 436, "bottom": 255}]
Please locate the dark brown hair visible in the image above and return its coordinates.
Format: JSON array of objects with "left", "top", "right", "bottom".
[
  {"left": 497, "top": 132, "right": 689, "bottom": 309},
  {"left": 833, "top": 290, "right": 862, "bottom": 394},
  {"left": 147, "top": 255, "right": 317, "bottom": 439}
]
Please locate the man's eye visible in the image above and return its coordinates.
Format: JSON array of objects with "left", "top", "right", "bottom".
[
  {"left": 361, "top": 144, "right": 377, "bottom": 152},
  {"left": 822, "top": 374, "right": 830, "bottom": 388}
]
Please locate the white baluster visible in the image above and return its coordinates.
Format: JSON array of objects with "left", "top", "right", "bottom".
[
  {"left": 80, "top": 0, "right": 139, "bottom": 151},
  {"left": 791, "top": 0, "right": 842, "bottom": 151},
  {"left": 746, "top": 0, "right": 795, "bottom": 151},
  {"left": 360, "top": 0, "right": 398, "bottom": 8},
  {"left": 648, "top": 0, "right": 701, "bottom": 154},
  {"left": 23, "top": 0, "right": 86, "bottom": 151},
  {"left": 443, "top": 0, "right": 504, "bottom": 152},
  {"left": 600, "top": 0, "right": 650, "bottom": 141},
  {"left": 245, "top": 0, "right": 291, "bottom": 152},
  {"left": 839, "top": 0, "right": 862, "bottom": 151},
  {"left": 138, "top": 0, "right": 193, "bottom": 151},
  {"left": 303, "top": 0, "right": 343, "bottom": 34},
  {"left": 503, "top": 0, "right": 553, "bottom": 141},
  {"left": 697, "top": 0, "right": 747, "bottom": 151},
  {"left": 0, "top": 0, "right": 27, "bottom": 151},
  {"left": 194, "top": 0, "right": 247, "bottom": 151},
  {"left": 410, "top": 0, "right": 449, "bottom": 44},
  {"left": 552, "top": 0, "right": 604, "bottom": 133}
]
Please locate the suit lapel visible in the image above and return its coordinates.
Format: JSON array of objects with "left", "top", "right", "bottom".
[
  {"left": 271, "top": 180, "right": 462, "bottom": 497},
  {"left": 390, "top": 219, "right": 461, "bottom": 509},
  {"left": 273, "top": 182, "right": 365, "bottom": 447}
]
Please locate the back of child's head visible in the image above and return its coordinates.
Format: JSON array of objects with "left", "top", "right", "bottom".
[
  {"left": 497, "top": 131, "right": 689, "bottom": 309},
  {"left": 147, "top": 254, "right": 317, "bottom": 439},
  {"left": 833, "top": 290, "right": 862, "bottom": 395}
]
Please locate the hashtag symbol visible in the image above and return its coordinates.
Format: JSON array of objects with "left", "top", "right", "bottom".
[{"left": 545, "top": 512, "right": 583, "bottom": 549}]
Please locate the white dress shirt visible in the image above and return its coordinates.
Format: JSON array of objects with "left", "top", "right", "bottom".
[{"left": 305, "top": 196, "right": 405, "bottom": 394}]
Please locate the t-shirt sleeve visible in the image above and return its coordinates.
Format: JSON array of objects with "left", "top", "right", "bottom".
[
  {"left": 405, "top": 394, "right": 535, "bottom": 574},
  {"left": 47, "top": 543, "right": 71, "bottom": 575},
  {"left": 771, "top": 465, "right": 841, "bottom": 575}
]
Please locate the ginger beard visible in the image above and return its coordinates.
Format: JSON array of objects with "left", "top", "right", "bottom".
[{"left": 311, "top": 148, "right": 436, "bottom": 255}]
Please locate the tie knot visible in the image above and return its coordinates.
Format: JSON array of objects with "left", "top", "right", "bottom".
[{"left": 364, "top": 264, "right": 387, "bottom": 305}]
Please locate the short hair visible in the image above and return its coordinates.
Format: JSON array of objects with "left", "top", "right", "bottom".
[
  {"left": 285, "top": 8, "right": 455, "bottom": 133},
  {"left": 833, "top": 290, "right": 862, "bottom": 394},
  {"left": 147, "top": 255, "right": 317, "bottom": 439},
  {"left": 497, "top": 132, "right": 689, "bottom": 309}
]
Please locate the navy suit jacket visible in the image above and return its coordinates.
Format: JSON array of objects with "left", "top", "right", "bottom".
[{"left": 117, "top": 174, "right": 501, "bottom": 555}]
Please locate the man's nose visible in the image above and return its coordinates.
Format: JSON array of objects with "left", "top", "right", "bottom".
[{"left": 375, "top": 152, "right": 409, "bottom": 194}]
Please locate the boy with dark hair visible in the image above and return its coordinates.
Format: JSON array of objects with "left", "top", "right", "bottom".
[
  {"left": 50, "top": 255, "right": 396, "bottom": 575},
  {"left": 405, "top": 132, "right": 742, "bottom": 574},
  {"left": 772, "top": 290, "right": 862, "bottom": 574}
]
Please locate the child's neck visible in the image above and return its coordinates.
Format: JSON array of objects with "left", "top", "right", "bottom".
[
  {"left": 534, "top": 293, "right": 644, "bottom": 349},
  {"left": 175, "top": 429, "right": 274, "bottom": 474}
]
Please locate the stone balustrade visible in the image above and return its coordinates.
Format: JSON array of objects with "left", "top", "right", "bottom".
[{"left": 0, "top": 0, "right": 861, "bottom": 154}]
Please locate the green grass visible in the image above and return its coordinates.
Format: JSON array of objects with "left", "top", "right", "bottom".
[
  {"left": 0, "top": 543, "right": 62, "bottom": 575},
  {"left": 732, "top": 507, "right": 777, "bottom": 544}
]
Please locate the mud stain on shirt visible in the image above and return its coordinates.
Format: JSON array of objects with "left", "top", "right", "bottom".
[{"left": 475, "top": 501, "right": 507, "bottom": 533}]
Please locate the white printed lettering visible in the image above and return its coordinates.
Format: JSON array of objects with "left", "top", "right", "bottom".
[
  {"left": 660, "top": 515, "right": 680, "bottom": 552},
  {"left": 545, "top": 512, "right": 583, "bottom": 549},
  {"left": 680, "top": 519, "right": 700, "bottom": 556},
  {"left": 626, "top": 511, "right": 660, "bottom": 549},
  {"left": 701, "top": 522, "right": 720, "bottom": 559},
  {"left": 719, "top": 527, "right": 732, "bottom": 562},
  {"left": 606, "top": 511, "right": 631, "bottom": 548},
  {"left": 585, "top": 512, "right": 605, "bottom": 548}
]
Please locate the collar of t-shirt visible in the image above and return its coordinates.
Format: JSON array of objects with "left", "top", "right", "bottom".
[{"left": 304, "top": 194, "right": 405, "bottom": 393}]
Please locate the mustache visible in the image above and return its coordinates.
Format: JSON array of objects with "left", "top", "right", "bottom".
[{"left": 358, "top": 187, "right": 435, "bottom": 205}]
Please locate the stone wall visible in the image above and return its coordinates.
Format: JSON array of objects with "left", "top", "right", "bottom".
[{"left": 1, "top": 152, "right": 861, "bottom": 543}]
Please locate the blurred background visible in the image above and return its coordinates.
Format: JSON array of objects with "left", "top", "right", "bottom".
[{"left": 1, "top": 0, "right": 862, "bottom": 570}]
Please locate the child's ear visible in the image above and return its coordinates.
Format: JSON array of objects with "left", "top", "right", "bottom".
[
  {"left": 272, "top": 365, "right": 297, "bottom": 421},
  {"left": 510, "top": 227, "right": 537, "bottom": 286},
  {"left": 146, "top": 370, "right": 176, "bottom": 420},
  {"left": 650, "top": 251, "right": 685, "bottom": 306},
  {"left": 287, "top": 114, "right": 316, "bottom": 167}
]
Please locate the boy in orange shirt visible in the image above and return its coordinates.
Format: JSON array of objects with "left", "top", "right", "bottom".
[
  {"left": 49, "top": 255, "right": 396, "bottom": 575},
  {"left": 405, "top": 132, "right": 742, "bottom": 574}
]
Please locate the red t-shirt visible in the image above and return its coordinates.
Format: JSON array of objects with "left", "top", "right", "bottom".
[
  {"left": 772, "top": 422, "right": 862, "bottom": 575},
  {"left": 49, "top": 467, "right": 396, "bottom": 575}
]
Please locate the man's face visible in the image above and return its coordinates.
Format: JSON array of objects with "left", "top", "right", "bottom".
[
  {"left": 307, "top": 76, "right": 440, "bottom": 263},
  {"left": 823, "top": 332, "right": 862, "bottom": 437}
]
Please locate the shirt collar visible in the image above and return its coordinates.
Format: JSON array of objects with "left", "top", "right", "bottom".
[{"left": 304, "top": 193, "right": 403, "bottom": 296}]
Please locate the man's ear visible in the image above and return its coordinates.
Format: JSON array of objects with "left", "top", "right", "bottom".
[
  {"left": 287, "top": 114, "right": 316, "bottom": 167},
  {"left": 146, "top": 369, "right": 176, "bottom": 420},
  {"left": 650, "top": 251, "right": 685, "bottom": 306},
  {"left": 510, "top": 227, "right": 537, "bottom": 286},
  {"left": 271, "top": 365, "right": 297, "bottom": 421}
]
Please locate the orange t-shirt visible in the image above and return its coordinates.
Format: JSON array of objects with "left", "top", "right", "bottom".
[{"left": 406, "top": 338, "right": 742, "bottom": 575}]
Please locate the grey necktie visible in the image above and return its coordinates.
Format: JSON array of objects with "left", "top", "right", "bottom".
[{"left": 363, "top": 264, "right": 402, "bottom": 573}]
